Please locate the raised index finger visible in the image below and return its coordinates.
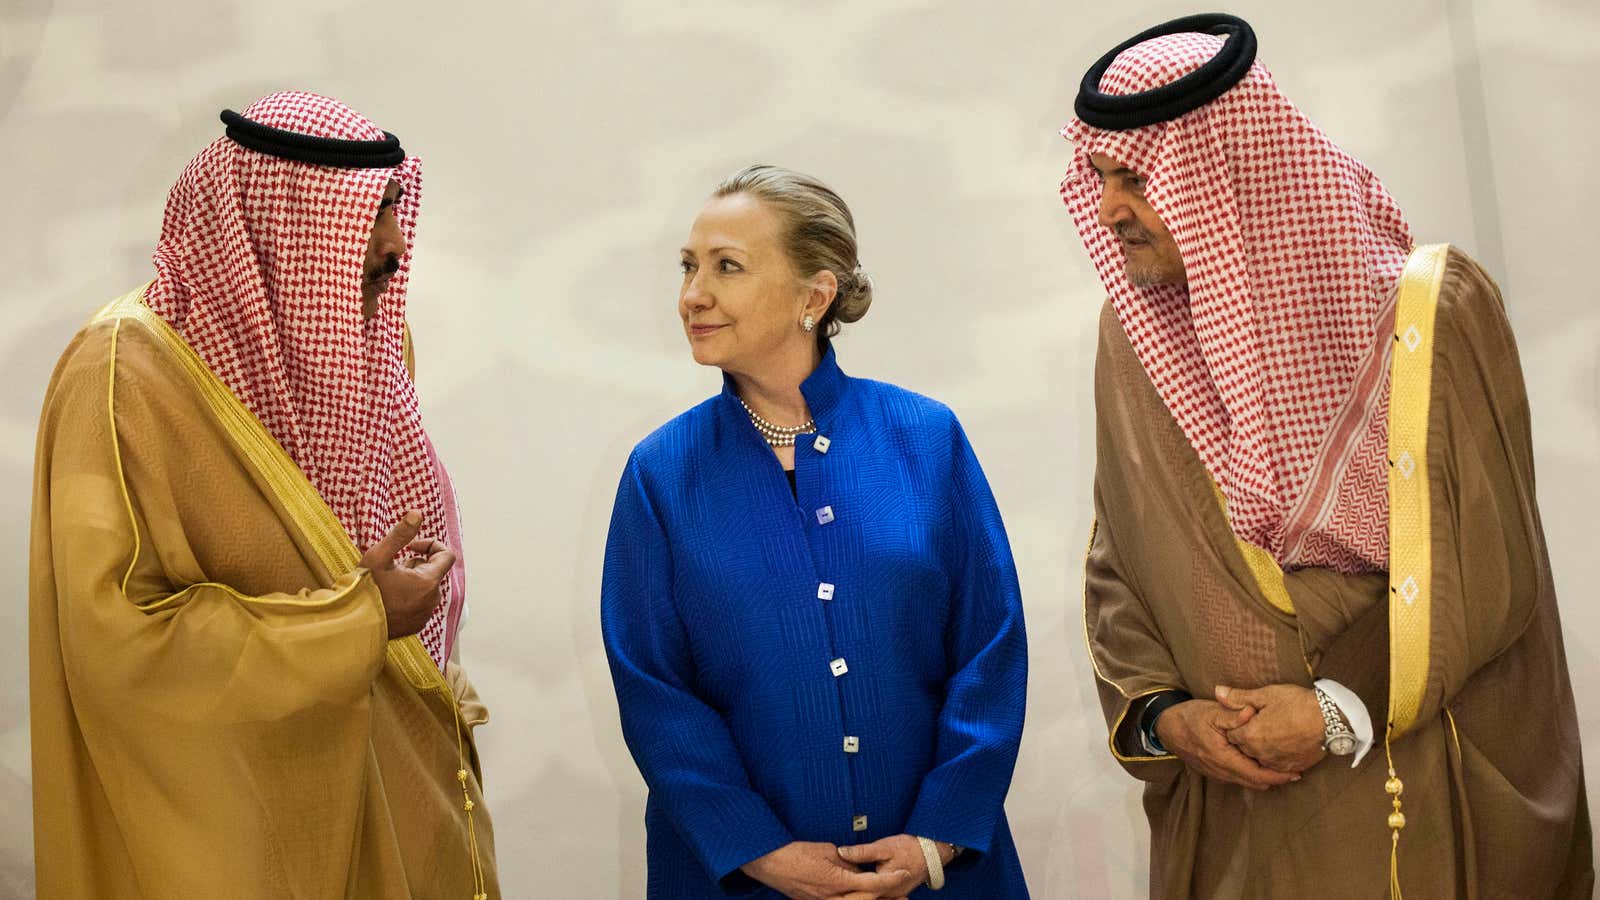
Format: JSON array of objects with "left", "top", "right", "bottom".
[{"left": 361, "top": 510, "right": 422, "bottom": 567}]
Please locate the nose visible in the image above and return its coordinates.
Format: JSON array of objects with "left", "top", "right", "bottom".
[
  {"left": 680, "top": 270, "right": 713, "bottom": 314},
  {"left": 1097, "top": 185, "right": 1130, "bottom": 231},
  {"left": 375, "top": 216, "right": 406, "bottom": 261}
]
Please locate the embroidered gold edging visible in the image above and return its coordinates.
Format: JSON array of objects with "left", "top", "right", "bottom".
[
  {"left": 1380, "top": 243, "right": 1450, "bottom": 900},
  {"left": 102, "top": 286, "right": 486, "bottom": 896},
  {"left": 1107, "top": 685, "right": 1182, "bottom": 764},
  {"left": 96, "top": 288, "right": 456, "bottom": 698},
  {"left": 1081, "top": 519, "right": 1179, "bottom": 763},
  {"left": 96, "top": 288, "right": 358, "bottom": 577},
  {"left": 1210, "top": 482, "right": 1295, "bottom": 615},
  {"left": 389, "top": 638, "right": 454, "bottom": 694},
  {"left": 1386, "top": 244, "right": 1448, "bottom": 736}
]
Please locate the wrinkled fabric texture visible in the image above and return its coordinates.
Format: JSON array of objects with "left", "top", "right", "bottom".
[
  {"left": 1060, "top": 33, "right": 1412, "bottom": 574},
  {"left": 144, "top": 91, "right": 459, "bottom": 665},
  {"left": 28, "top": 304, "right": 497, "bottom": 898},
  {"left": 601, "top": 349, "right": 1029, "bottom": 898},
  {"left": 1083, "top": 252, "right": 1590, "bottom": 897}
]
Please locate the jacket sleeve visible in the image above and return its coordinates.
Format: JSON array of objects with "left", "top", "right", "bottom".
[
  {"left": 600, "top": 452, "right": 792, "bottom": 888},
  {"left": 903, "top": 418, "right": 1029, "bottom": 857}
]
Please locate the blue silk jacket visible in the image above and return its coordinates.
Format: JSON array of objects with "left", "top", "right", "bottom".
[{"left": 602, "top": 348, "right": 1030, "bottom": 898}]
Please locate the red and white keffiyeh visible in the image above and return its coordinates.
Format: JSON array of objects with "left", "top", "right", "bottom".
[
  {"left": 146, "top": 91, "right": 462, "bottom": 666},
  {"left": 1062, "top": 33, "right": 1413, "bottom": 574}
]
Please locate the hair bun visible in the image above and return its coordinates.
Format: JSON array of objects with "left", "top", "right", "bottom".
[
  {"left": 714, "top": 164, "right": 870, "bottom": 341},
  {"left": 833, "top": 266, "right": 873, "bottom": 325}
]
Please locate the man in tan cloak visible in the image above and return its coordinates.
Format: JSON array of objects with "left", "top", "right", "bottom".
[
  {"left": 29, "top": 92, "right": 497, "bottom": 898},
  {"left": 1060, "top": 15, "right": 1591, "bottom": 898}
]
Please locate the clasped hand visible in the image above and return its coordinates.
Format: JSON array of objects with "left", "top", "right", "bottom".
[
  {"left": 1152, "top": 684, "right": 1328, "bottom": 790},
  {"left": 743, "top": 834, "right": 954, "bottom": 900}
]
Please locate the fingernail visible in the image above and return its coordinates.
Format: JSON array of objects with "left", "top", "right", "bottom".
[
  {"left": 404, "top": 510, "right": 422, "bottom": 526},
  {"left": 1216, "top": 686, "right": 1229, "bottom": 698}
]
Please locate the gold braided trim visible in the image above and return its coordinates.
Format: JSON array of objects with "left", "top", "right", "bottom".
[
  {"left": 1081, "top": 518, "right": 1180, "bottom": 763},
  {"left": 96, "top": 287, "right": 357, "bottom": 574},
  {"left": 1382, "top": 242, "right": 1451, "bottom": 900},
  {"left": 95, "top": 286, "right": 488, "bottom": 898},
  {"left": 1386, "top": 243, "right": 1448, "bottom": 733}
]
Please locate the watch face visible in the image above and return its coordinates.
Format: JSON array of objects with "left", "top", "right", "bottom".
[{"left": 1328, "top": 735, "right": 1357, "bottom": 756}]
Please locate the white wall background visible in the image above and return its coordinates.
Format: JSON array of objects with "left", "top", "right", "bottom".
[{"left": 2, "top": 1, "right": 1595, "bottom": 896}]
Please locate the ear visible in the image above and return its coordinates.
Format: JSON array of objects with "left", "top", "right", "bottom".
[{"left": 802, "top": 269, "right": 837, "bottom": 322}]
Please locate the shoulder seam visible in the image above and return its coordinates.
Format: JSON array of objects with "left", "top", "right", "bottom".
[{"left": 106, "top": 318, "right": 143, "bottom": 598}]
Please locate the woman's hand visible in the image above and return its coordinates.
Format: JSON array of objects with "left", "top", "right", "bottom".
[
  {"left": 740, "top": 841, "right": 910, "bottom": 900},
  {"left": 833, "top": 834, "right": 944, "bottom": 899}
]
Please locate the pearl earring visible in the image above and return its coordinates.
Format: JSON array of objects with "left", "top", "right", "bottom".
[{"left": 802, "top": 314, "right": 816, "bottom": 333}]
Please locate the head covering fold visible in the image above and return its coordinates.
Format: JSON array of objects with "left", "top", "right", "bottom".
[
  {"left": 1061, "top": 28, "right": 1413, "bottom": 574},
  {"left": 146, "top": 90, "right": 461, "bottom": 665}
]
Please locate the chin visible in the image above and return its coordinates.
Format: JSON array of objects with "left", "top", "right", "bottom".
[
  {"left": 1125, "top": 264, "right": 1180, "bottom": 288},
  {"left": 687, "top": 342, "right": 724, "bottom": 369}
]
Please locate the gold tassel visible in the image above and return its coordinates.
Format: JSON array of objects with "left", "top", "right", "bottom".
[
  {"left": 1385, "top": 731, "right": 1405, "bottom": 899},
  {"left": 455, "top": 707, "right": 489, "bottom": 900}
]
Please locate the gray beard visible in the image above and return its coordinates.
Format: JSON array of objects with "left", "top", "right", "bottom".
[{"left": 1126, "top": 259, "right": 1167, "bottom": 287}]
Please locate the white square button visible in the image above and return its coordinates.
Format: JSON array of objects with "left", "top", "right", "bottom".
[
  {"left": 843, "top": 736, "right": 860, "bottom": 753},
  {"left": 817, "top": 582, "right": 835, "bottom": 601},
  {"left": 830, "top": 657, "right": 848, "bottom": 677},
  {"left": 813, "top": 435, "right": 831, "bottom": 454},
  {"left": 852, "top": 815, "right": 868, "bottom": 832},
  {"left": 816, "top": 506, "right": 835, "bottom": 525}
]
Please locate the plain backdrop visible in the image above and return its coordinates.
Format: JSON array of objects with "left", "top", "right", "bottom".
[{"left": 2, "top": 1, "right": 1596, "bottom": 896}]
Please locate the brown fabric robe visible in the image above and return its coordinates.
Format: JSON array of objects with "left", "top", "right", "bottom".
[
  {"left": 29, "top": 289, "right": 498, "bottom": 898},
  {"left": 1084, "top": 247, "right": 1591, "bottom": 898}
]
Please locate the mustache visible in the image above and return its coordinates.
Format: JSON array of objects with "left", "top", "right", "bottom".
[
  {"left": 1112, "top": 222, "right": 1154, "bottom": 243},
  {"left": 364, "top": 255, "right": 401, "bottom": 283}
]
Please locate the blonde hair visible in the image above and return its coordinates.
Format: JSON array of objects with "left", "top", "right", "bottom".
[{"left": 713, "top": 164, "right": 872, "bottom": 343}]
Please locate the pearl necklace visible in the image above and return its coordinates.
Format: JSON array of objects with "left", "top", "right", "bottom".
[{"left": 738, "top": 396, "right": 815, "bottom": 447}]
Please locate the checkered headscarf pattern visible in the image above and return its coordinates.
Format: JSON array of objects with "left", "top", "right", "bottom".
[
  {"left": 146, "top": 91, "right": 459, "bottom": 666},
  {"left": 1061, "top": 34, "right": 1413, "bottom": 573}
]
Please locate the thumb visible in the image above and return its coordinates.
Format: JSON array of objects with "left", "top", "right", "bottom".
[
  {"left": 1215, "top": 685, "right": 1261, "bottom": 711},
  {"left": 837, "top": 839, "right": 892, "bottom": 864},
  {"left": 362, "top": 510, "right": 422, "bottom": 568}
]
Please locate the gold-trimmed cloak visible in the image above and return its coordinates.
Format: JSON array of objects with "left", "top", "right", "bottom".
[
  {"left": 1084, "top": 247, "right": 1591, "bottom": 898},
  {"left": 29, "top": 288, "right": 498, "bottom": 898}
]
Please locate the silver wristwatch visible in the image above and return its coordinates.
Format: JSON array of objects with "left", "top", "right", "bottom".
[{"left": 1315, "top": 686, "right": 1358, "bottom": 756}]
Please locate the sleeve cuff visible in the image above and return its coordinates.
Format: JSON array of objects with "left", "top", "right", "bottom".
[
  {"left": 1315, "top": 678, "right": 1374, "bottom": 767},
  {"left": 697, "top": 805, "right": 793, "bottom": 892}
]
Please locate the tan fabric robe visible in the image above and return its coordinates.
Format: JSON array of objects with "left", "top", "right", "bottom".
[
  {"left": 1084, "top": 247, "right": 1591, "bottom": 898},
  {"left": 29, "top": 288, "right": 499, "bottom": 899}
]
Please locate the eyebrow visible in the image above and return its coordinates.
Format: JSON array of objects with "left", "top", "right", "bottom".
[{"left": 680, "top": 245, "right": 746, "bottom": 256}]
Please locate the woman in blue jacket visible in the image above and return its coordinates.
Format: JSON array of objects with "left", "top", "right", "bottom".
[{"left": 602, "top": 165, "right": 1029, "bottom": 900}]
